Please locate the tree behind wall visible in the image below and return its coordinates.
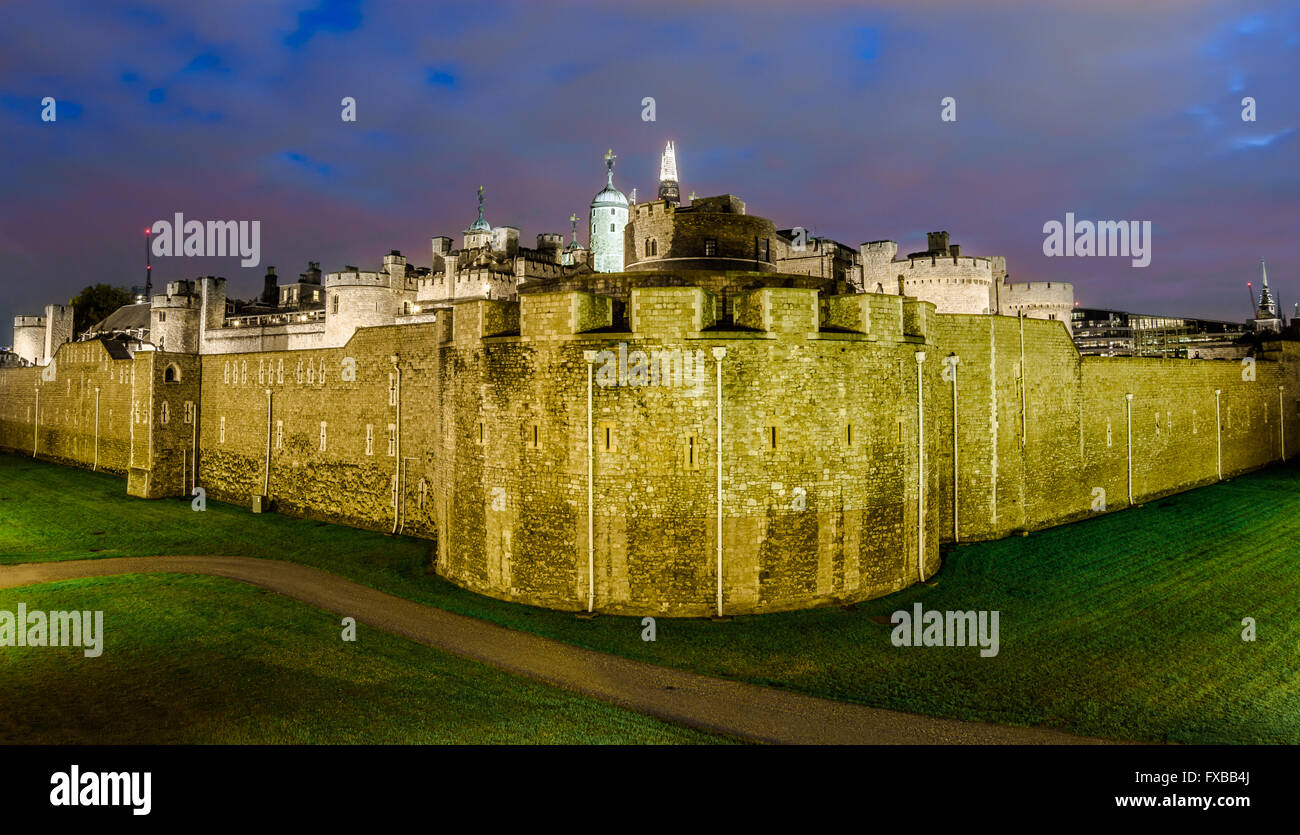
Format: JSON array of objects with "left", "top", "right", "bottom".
[{"left": 70, "top": 284, "right": 134, "bottom": 335}]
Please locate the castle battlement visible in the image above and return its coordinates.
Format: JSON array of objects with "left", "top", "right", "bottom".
[
  {"left": 325, "top": 270, "right": 388, "bottom": 288},
  {"left": 442, "top": 287, "right": 939, "bottom": 344},
  {"left": 901, "top": 254, "right": 995, "bottom": 270}
]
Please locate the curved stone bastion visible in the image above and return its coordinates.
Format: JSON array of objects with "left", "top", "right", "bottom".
[{"left": 3, "top": 278, "right": 1297, "bottom": 617}]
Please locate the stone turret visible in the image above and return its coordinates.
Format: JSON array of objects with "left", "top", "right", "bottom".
[{"left": 589, "top": 148, "right": 628, "bottom": 273}]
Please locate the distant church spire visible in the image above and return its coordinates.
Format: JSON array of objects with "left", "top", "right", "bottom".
[
  {"left": 658, "top": 140, "right": 680, "bottom": 205},
  {"left": 1258, "top": 259, "right": 1277, "bottom": 317}
]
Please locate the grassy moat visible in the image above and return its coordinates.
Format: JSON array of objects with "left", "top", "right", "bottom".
[{"left": 1, "top": 451, "right": 1297, "bottom": 743}]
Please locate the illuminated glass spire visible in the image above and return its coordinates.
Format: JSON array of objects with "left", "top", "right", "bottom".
[{"left": 658, "top": 141, "right": 680, "bottom": 204}]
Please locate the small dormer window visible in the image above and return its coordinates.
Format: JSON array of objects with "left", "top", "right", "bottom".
[{"left": 705, "top": 239, "right": 717, "bottom": 256}]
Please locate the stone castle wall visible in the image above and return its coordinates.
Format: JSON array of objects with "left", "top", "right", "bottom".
[
  {"left": 2, "top": 290, "right": 1296, "bottom": 616},
  {"left": 0, "top": 339, "right": 144, "bottom": 475},
  {"left": 193, "top": 324, "right": 441, "bottom": 538},
  {"left": 996, "top": 280, "right": 1075, "bottom": 333}
]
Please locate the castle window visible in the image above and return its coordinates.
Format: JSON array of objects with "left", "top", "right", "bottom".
[
  {"left": 331, "top": 294, "right": 339, "bottom": 314},
  {"left": 159, "top": 311, "right": 165, "bottom": 322},
  {"left": 366, "top": 424, "right": 374, "bottom": 456},
  {"left": 683, "top": 435, "right": 700, "bottom": 471},
  {"left": 387, "top": 424, "right": 396, "bottom": 457},
  {"left": 758, "top": 238, "right": 769, "bottom": 261},
  {"left": 276, "top": 359, "right": 283, "bottom": 384},
  {"left": 258, "top": 360, "right": 265, "bottom": 385},
  {"left": 388, "top": 373, "right": 397, "bottom": 406},
  {"left": 597, "top": 421, "right": 617, "bottom": 453},
  {"left": 160, "top": 402, "right": 169, "bottom": 424},
  {"left": 219, "top": 416, "right": 226, "bottom": 444},
  {"left": 296, "top": 359, "right": 304, "bottom": 384},
  {"left": 307, "top": 362, "right": 315, "bottom": 384},
  {"left": 705, "top": 239, "right": 717, "bottom": 256},
  {"left": 164, "top": 363, "right": 180, "bottom": 383},
  {"left": 845, "top": 424, "right": 854, "bottom": 447},
  {"left": 478, "top": 422, "right": 485, "bottom": 444},
  {"left": 184, "top": 401, "right": 194, "bottom": 424},
  {"left": 530, "top": 424, "right": 541, "bottom": 450},
  {"left": 768, "top": 425, "right": 778, "bottom": 450},
  {"left": 223, "top": 362, "right": 230, "bottom": 385},
  {"left": 240, "top": 361, "right": 247, "bottom": 385},
  {"left": 319, "top": 421, "right": 328, "bottom": 452},
  {"left": 610, "top": 223, "right": 615, "bottom": 233},
  {"left": 275, "top": 420, "right": 283, "bottom": 449}
]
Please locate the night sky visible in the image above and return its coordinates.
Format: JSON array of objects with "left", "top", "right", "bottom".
[{"left": 1, "top": 0, "right": 1296, "bottom": 340}]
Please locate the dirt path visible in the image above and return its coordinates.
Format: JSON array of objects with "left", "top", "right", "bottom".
[{"left": 0, "top": 556, "right": 1115, "bottom": 745}]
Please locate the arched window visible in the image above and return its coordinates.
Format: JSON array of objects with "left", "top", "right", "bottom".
[{"left": 164, "top": 363, "right": 180, "bottom": 383}]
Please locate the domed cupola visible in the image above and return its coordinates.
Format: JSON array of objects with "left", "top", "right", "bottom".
[
  {"left": 464, "top": 185, "right": 492, "bottom": 249},
  {"left": 589, "top": 149, "right": 628, "bottom": 273}
]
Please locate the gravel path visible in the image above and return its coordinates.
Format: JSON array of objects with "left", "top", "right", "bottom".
[{"left": 0, "top": 555, "right": 1115, "bottom": 745}]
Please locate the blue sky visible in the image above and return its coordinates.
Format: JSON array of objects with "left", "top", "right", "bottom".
[{"left": 0, "top": 0, "right": 1297, "bottom": 334}]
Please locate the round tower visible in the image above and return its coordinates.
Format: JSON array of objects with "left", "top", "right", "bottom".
[
  {"left": 13, "top": 315, "right": 46, "bottom": 366},
  {"left": 150, "top": 280, "right": 204, "bottom": 353},
  {"left": 589, "top": 148, "right": 628, "bottom": 273}
]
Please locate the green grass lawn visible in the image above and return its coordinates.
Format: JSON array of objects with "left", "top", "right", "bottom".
[
  {"left": 1, "top": 452, "right": 1297, "bottom": 743},
  {"left": 0, "top": 574, "right": 726, "bottom": 744}
]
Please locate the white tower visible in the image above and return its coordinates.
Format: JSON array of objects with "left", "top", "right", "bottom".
[{"left": 589, "top": 148, "right": 628, "bottom": 273}]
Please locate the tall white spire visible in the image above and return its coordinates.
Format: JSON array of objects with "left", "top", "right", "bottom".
[
  {"left": 659, "top": 141, "right": 678, "bottom": 182},
  {"left": 1259, "top": 259, "right": 1277, "bottom": 317},
  {"left": 658, "top": 140, "right": 680, "bottom": 204}
]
